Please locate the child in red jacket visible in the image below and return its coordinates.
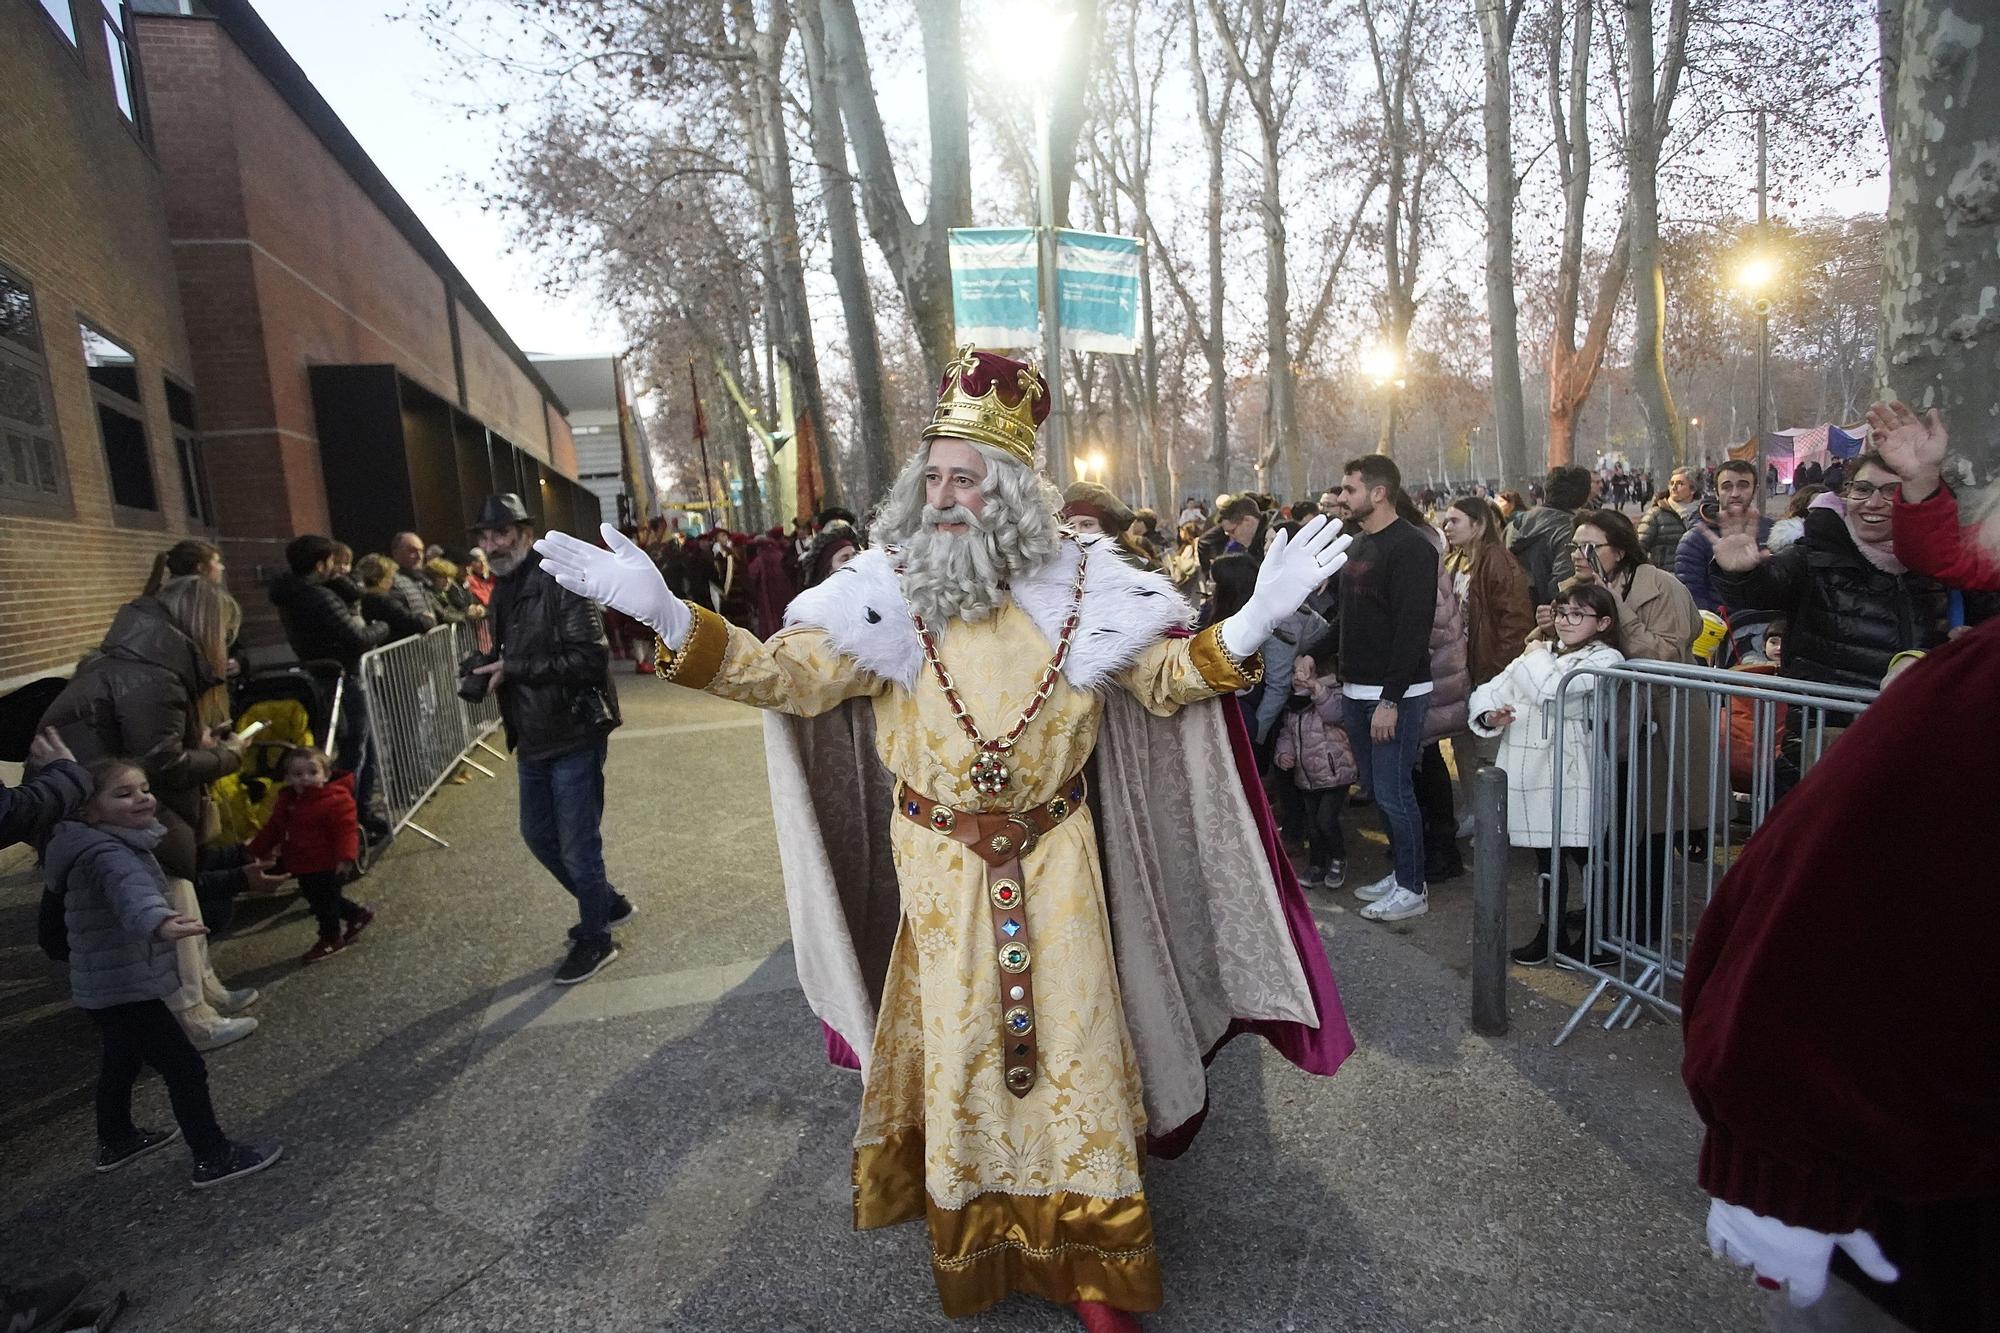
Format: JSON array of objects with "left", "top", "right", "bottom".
[{"left": 248, "top": 747, "right": 373, "bottom": 964}]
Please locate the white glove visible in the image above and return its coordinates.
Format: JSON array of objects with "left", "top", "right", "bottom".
[
  {"left": 533, "top": 524, "right": 691, "bottom": 648},
  {"left": 1706, "top": 1199, "right": 1899, "bottom": 1308},
  {"left": 1220, "top": 515, "right": 1353, "bottom": 660}
]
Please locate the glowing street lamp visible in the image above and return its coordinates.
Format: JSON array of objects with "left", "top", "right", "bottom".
[{"left": 1732, "top": 247, "right": 1782, "bottom": 442}]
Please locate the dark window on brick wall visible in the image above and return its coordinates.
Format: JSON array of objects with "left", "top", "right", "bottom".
[
  {"left": 166, "top": 376, "right": 213, "bottom": 527},
  {"left": 80, "top": 321, "right": 159, "bottom": 515},
  {"left": 0, "top": 262, "right": 72, "bottom": 516}
]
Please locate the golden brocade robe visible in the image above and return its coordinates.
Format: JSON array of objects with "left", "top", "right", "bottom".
[{"left": 660, "top": 596, "right": 1257, "bottom": 1315}]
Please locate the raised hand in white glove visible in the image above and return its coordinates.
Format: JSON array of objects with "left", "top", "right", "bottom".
[
  {"left": 533, "top": 524, "right": 691, "bottom": 648},
  {"left": 1220, "top": 515, "right": 1353, "bottom": 661},
  {"left": 1706, "top": 1199, "right": 1899, "bottom": 1308}
]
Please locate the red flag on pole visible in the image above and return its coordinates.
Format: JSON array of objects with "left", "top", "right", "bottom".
[{"left": 689, "top": 360, "right": 716, "bottom": 528}]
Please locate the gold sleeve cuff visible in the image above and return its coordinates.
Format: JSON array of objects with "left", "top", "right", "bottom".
[
  {"left": 1190, "top": 623, "right": 1263, "bottom": 693},
  {"left": 653, "top": 603, "right": 730, "bottom": 689}
]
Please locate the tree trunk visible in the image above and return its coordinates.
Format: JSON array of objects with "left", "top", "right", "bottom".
[
  {"left": 1624, "top": 0, "right": 1681, "bottom": 478},
  {"left": 748, "top": 12, "right": 831, "bottom": 513},
  {"left": 1878, "top": 0, "right": 2000, "bottom": 480},
  {"left": 1477, "top": 0, "right": 1529, "bottom": 489},
  {"left": 819, "top": 0, "right": 971, "bottom": 368},
  {"left": 1256, "top": 119, "right": 1300, "bottom": 497},
  {"left": 800, "top": 0, "right": 893, "bottom": 505}
]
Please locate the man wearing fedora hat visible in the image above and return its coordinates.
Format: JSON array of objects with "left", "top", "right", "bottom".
[{"left": 466, "top": 493, "right": 633, "bottom": 985}]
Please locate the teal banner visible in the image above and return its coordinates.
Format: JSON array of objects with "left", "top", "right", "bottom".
[
  {"left": 947, "top": 226, "right": 1143, "bottom": 355},
  {"left": 1055, "top": 229, "right": 1141, "bottom": 354},
  {"left": 948, "top": 228, "right": 1039, "bottom": 348}
]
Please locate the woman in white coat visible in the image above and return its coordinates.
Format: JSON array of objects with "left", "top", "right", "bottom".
[{"left": 1468, "top": 582, "right": 1625, "bottom": 965}]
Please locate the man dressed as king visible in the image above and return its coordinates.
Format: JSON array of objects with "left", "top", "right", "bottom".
[{"left": 535, "top": 348, "right": 1356, "bottom": 1330}]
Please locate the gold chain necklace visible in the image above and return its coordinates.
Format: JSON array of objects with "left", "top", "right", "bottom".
[{"left": 904, "top": 542, "right": 1088, "bottom": 797}]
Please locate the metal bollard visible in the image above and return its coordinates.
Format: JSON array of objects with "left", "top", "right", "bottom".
[{"left": 1471, "top": 764, "right": 1509, "bottom": 1037}]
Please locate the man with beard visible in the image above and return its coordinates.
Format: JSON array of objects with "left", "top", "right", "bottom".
[
  {"left": 464, "top": 494, "right": 633, "bottom": 985},
  {"left": 534, "top": 348, "right": 1356, "bottom": 1331},
  {"left": 1676, "top": 459, "right": 1773, "bottom": 614}
]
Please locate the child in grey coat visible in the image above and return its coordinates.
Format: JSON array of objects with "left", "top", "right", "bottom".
[{"left": 47, "top": 758, "right": 282, "bottom": 1188}]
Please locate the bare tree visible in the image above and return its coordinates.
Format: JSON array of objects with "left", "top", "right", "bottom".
[
  {"left": 798, "top": 0, "right": 892, "bottom": 503},
  {"left": 1357, "top": 0, "right": 1471, "bottom": 461},
  {"left": 1476, "top": 0, "right": 1532, "bottom": 487},
  {"left": 1877, "top": 0, "right": 1998, "bottom": 479},
  {"left": 1540, "top": 0, "right": 1630, "bottom": 471},
  {"left": 1624, "top": 0, "right": 1692, "bottom": 478},
  {"left": 1206, "top": 0, "right": 1307, "bottom": 494},
  {"left": 817, "top": 0, "right": 972, "bottom": 366}
]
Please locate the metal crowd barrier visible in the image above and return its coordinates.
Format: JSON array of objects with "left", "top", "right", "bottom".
[
  {"left": 358, "top": 622, "right": 506, "bottom": 848},
  {"left": 1542, "top": 659, "right": 1877, "bottom": 1045}
]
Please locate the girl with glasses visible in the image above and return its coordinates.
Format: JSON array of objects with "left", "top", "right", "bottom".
[{"left": 1468, "top": 584, "right": 1625, "bottom": 965}]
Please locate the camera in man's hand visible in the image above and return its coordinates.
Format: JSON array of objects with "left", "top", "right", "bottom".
[{"left": 458, "top": 649, "right": 496, "bottom": 703}]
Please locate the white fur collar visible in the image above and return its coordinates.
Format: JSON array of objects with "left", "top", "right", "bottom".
[{"left": 782, "top": 538, "right": 1190, "bottom": 692}]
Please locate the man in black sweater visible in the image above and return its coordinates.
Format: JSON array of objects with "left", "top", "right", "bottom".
[{"left": 1333, "top": 456, "right": 1438, "bottom": 923}]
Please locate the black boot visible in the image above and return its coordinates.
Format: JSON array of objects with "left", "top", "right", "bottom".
[{"left": 1510, "top": 922, "right": 1555, "bottom": 967}]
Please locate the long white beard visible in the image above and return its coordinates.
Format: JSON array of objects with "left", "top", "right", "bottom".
[{"left": 901, "top": 506, "right": 1007, "bottom": 626}]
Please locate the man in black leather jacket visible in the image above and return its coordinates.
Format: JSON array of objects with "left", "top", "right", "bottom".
[
  {"left": 270, "top": 535, "right": 391, "bottom": 837},
  {"left": 465, "top": 494, "right": 632, "bottom": 985}
]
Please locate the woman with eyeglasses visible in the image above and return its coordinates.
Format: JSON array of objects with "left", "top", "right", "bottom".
[
  {"left": 1545, "top": 507, "right": 1705, "bottom": 956},
  {"left": 1711, "top": 450, "right": 1951, "bottom": 693}
]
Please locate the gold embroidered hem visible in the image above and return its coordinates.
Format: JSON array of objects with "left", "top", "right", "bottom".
[
  {"left": 1189, "top": 621, "right": 1263, "bottom": 692},
  {"left": 856, "top": 1128, "right": 1161, "bottom": 1317}
]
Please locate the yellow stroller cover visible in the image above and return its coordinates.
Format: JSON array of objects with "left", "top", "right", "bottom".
[{"left": 211, "top": 698, "right": 314, "bottom": 844}]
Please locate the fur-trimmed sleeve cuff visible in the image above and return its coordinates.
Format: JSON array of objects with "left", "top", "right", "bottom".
[
  {"left": 655, "top": 603, "right": 730, "bottom": 690},
  {"left": 1190, "top": 622, "right": 1264, "bottom": 694}
]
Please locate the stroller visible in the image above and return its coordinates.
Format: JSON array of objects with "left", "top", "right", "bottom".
[{"left": 211, "top": 661, "right": 345, "bottom": 845}]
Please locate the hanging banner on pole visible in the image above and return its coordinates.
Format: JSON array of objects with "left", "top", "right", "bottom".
[
  {"left": 1055, "top": 229, "right": 1142, "bottom": 355},
  {"left": 948, "top": 228, "right": 1039, "bottom": 347}
]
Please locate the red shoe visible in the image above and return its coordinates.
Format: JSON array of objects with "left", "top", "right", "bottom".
[
  {"left": 635, "top": 659, "right": 655, "bottom": 675},
  {"left": 341, "top": 906, "right": 376, "bottom": 947},
  {"left": 301, "top": 936, "right": 345, "bottom": 965},
  {"left": 1072, "top": 1302, "right": 1143, "bottom": 1333}
]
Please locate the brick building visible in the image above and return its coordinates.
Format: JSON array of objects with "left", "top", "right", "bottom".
[
  {"left": 130, "top": 0, "right": 596, "bottom": 645},
  {"left": 1, "top": 0, "right": 602, "bottom": 692},
  {"left": 0, "top": 0, "right": 213, "bottom": 690}
]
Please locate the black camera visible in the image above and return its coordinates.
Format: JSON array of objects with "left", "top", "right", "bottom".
[{"left": 457, "top": 648, "right": 495, "bottom": 704}]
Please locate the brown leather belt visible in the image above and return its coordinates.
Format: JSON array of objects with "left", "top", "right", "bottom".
[{"left": 895, "top": 772, "right": 1087, "bottom": 1098}]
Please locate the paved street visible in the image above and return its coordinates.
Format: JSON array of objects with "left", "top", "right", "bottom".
[{"left": 1, "top": 678, "right": 1762, "bottom": 1332}]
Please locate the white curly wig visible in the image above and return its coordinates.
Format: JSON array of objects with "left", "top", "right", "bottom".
[{"left": 870, "top": 440, "right": 1066, "bottom": 627}]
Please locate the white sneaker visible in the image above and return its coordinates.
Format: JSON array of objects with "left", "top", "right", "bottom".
[
  {"left": 1360, "top": 886, "right": 1430, "bottom": 923},
  {"left": 1353, "top": 871, "right": 1399, "bottom": 903},
  {"left": 212, "top": 986, "right": 259, "bottom": 1014},
  {"left": 188, "top": 1016, "right": 258, "bottom": 1053},
  {"left": 1456, "top": 815, "right": 1476, "bottom": 840}
]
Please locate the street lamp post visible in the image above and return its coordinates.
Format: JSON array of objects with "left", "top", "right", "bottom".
[
  {"left": 1034, "top": 91, "right": 1068, "bottom": 483},
  {"left": 1009, "top": 3, "right": 1076, "bottom": 483}
]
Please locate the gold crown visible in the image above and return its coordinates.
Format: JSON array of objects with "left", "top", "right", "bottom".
[{"left": 921, "top": 345, "right": 1045, "bottom": 467}]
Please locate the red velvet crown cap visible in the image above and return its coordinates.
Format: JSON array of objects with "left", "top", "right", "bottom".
[{"left": 933, "top": 350, "right": 1052, "bottom": 427}]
